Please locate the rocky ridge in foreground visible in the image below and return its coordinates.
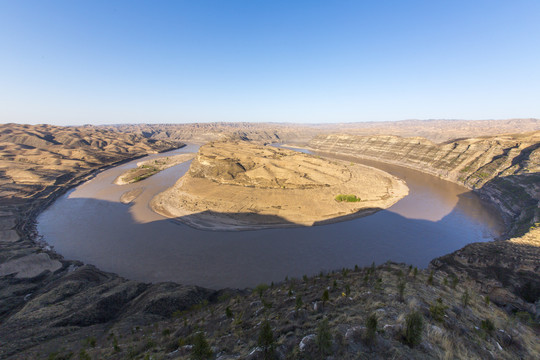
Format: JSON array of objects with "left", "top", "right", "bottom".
[{"left": 11, "top": 262, "right": 540, "bottom": 359}]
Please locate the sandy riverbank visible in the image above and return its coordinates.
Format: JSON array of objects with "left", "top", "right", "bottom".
[
  {"left": 151, "top": 141, "right": 409, "bottom": 230},
  {"left": 114, "top": 153, "right": 195, "bottom": 185}
]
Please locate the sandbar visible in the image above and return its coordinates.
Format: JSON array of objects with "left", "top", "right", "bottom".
[{"left": 151, "top": 141, "right": 408, "bottom": 230}]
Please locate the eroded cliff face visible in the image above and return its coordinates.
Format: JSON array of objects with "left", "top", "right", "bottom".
[
  {"left": 308, "top": 132, "right": 540, "bottom": 316},
  {"left": 431, "top": 227, "right": 540, "bottom": 316},
  {"left": 308, "top": 132, "right": 540, "bottom": 236}
]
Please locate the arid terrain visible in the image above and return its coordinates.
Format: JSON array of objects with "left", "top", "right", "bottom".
[
  {"left": 150, "top": 141, "right": 407, "bottom": 230},
  {"left": 109, "top": 118, "right": 540, "bottom": 144},
  {"left": 0, "top": 120, "right": 538, "bottom": 359}
]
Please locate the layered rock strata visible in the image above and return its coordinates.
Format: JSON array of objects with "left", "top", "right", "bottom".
[
  {"left": 308, "top": 132, "right": 540, "bottom": 236},
  {"left": 307, "top": 132, "right": 540, "bottom": 316}
]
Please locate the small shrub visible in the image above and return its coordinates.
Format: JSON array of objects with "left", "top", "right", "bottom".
[
  {"left": 316, "top": 318, "right": 333, "bottom": 356},
  {"left": 345, "top": 284, "right": 351, "bottom": 296},
  {"left": 79, "top": 349, "right": 91, "bottom": 360},
  {"left": 451, "top": 275, "right": 459, "bottom": 289},
  {"left": 429, "top": 297, "right": 447, "bottom": 322},
  {"left": 112, "top": 334, "right": 121, "bottom": 353},
  {"left": 404, "top": 311, "right": 424, "bottom": 347},
  {"left": 335, "top": 194, "right": 361, "bottom": 202},
  {"left": 480, "top": 319, "right": 495, "bottom": 334},
  {"left": 262, "top": 298, "right": 273, "bottom": 310},
  {"left": 398, "top": 281, "right": 406, "bottom": 302},
  {"left": 258, "top": 320, "right": 275, "bottom": 360},
  {"left": 48, "top": 352, "right": 74, "bottom": 360},
  {"left": 295, "top": 295, "right": 303, "bottom": 311},
  {"left": 303, "top": 274, "right": 308, "bottom": 283},
  {"left": 427, "top": 270, "right": 434, "bottom": 285},
  {"left": 232, "top": 312, "right": 243, "bottom": 327},
  {"left": 322, "top": 289, "right": 329, "bottom": 306},
  {"left": 225, "top": 306, "right": 233, "bottom": 318},
  {"left": 461, "top": 288, "right": 470, "bottom": 308},
  {"left": 485, "top": 295, "right": 490, "bottom": 306},
  {"left": 365, "top": 313, "right": 377, "bottom": 344},
  {"left": 191, "top": 332, "right": 213, "bottom": 360},
  {"left": 85, "top": 336, "right": 96, "bottom": 348},
  {"left": 413, "top": 267, "right": 418, "bottom": 278},
  {"left": 254, "top": 283, "right": 269, "bottom": 299},
  {"left": 162, "top": 328, "right": 171, "bottom": 337},
  {"left": 375, "top": 278, "right": 383, "bottom": 291},
  {"left": 143, "top": 340, "right": 156, "bottom": 351}
]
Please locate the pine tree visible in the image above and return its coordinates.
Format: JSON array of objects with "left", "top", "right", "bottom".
[
  {"left": 257, "top": 320, "right": 275, "bottom": 360},
  {"left": 405, "top": 311, "right": 424, "bottom": 347},
  {"left": 295, "top": 295, "right": 303, "bottom": 311},
  {"left": 191, "top": 332, "right": 213, "bottom": 360},
  {"left": 322, "top": 289, "right": 329, "bottom": 306},
  {"left": 316, "top": 318, "right": 333, "bottom": 356}
]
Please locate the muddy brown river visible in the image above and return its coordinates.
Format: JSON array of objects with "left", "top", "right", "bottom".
[{"left": 37, "top": 144, "right": 504, "bottom": 289}]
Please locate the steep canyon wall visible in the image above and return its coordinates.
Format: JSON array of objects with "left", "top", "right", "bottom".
[{"left": 308, "top": 132, "right": 540, "bottom": 236}]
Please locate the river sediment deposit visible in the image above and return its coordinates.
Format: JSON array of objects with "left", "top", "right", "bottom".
[{"left": 150, "top": 141, "right": 408, "bottom": 230}]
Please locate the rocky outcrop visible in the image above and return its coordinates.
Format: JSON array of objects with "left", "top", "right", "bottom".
[
  {"left": 431, "top": 227, "right": 540, "bottom": 315},
  {"left": 308, "top": 132, "right": 540, "bottom": 235},
  {"left": 0, "top": 263, "right": 214, "bottom": 357}
]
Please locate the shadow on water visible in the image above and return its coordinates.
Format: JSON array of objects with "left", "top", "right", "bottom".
[
  {"left": 38, "top": 189, "right": 501, "bottom": 289},
  {"left": 166, "top": 207, "right": 384, "bottom": 231}
]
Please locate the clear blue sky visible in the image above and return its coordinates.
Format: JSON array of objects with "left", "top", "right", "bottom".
[{"left": 1, "top": 0, "right": 539, "bottom": 125}]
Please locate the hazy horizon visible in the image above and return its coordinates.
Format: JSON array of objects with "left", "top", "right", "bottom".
[
  {"left": 1, "top": 1, "right": 539, "bottom": 125},
  {"left": 5, "top": 118, "right": 540, "bottom": 128}
]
